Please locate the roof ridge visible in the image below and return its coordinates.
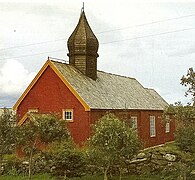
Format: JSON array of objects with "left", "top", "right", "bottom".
[
  {"left": 50, "top": 59, "right": 69, "bottom": 64},
  {"left": 51, "top": 60, "right": 136, "bottom": 80},
  {"left": 97, "top": 70, "right": 136, "bottom": 80},
  {"left": 145, "top": 87, "right": 155, "bottom": 90}
]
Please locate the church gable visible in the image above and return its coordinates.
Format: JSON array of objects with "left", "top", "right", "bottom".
[{"left": 14, "top": 60, "right": 90, "bottom": 121}]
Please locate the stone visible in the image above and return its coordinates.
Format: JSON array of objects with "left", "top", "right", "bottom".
[
  {"left": 151, "top": 153, "right": 162, "bottom": 160},
  {"left": 167, "top": 162, "right": 173, "bottom": 166},
  {"left": 128, "top": 163, "right": 136, "bottom": 169},
  {"left": 191, "top": 170, "right": 195, "bottom": 175},
  {"left": 129, "top": 158, "right": 148, "bottom": 164},
  {"left": 151, "top": 159, "right": 168, "bottom": 166},
  {"left": 22, "top": 161, "right": 29, "bottom": 165},
  {"left": 145, "top": 152, "right": 152, "bottom": 158},
  {"left": 137, "top": 152, "right": 146, "bottom": 159},
  {"left": 163, "top": 154, "right": 176, "bottom": 162},
  {"left": 159, "top": 151, "right": 166, "bottom": 156}
]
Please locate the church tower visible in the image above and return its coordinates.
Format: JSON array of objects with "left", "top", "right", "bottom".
[{"left": 67, "top": 8, "right": 99, "bottom": 80}]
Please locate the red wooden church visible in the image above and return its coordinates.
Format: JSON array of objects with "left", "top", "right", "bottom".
[{"left": 13, "top": 9, "right": 175, "bottom": 148}]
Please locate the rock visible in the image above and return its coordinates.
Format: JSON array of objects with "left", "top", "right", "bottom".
[
  {"left": 168, "top": 162, "right": 173, "bottom": 166},
  {"left": 159, "top": 151, "right": 166, "bottom": 156},
  {"left": 128, "top": 163, "right": 136, "bottom": 169},
  {"left": 163, "top": 154, "right": 176, "bottom": 162},
  {"left": 137, "top": 152, "right": 146, "bottom": 159},
  {"left": 191, "top": 170, "right": 195, "bottom": 175},
  {"left": 151, "top": 159, "right": 168, "bottom": 166},
  {"left": 151, "top": 153, "right": 163, "bottom": 160},
  {"left": 145, "top": 152, "right": 152, "bottom": 158},
  {"left": 22, "top": 161, "right": 29, "bottom": 165},
  {"left": 129, "top": 158, "right": 148, "bottom": 164}
]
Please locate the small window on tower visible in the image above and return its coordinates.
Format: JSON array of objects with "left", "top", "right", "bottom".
[{"left": 63, "top": 109, "right": 73, "bottom": 122}]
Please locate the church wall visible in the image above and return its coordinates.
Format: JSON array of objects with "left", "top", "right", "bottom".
[
  {"left": 139, "top": 110, "right": 165, "bottom": 148},
  {"left": 90, "top": 109, "right": 175, "bottom": 148},
  {"left": 17, "top": 66, "right": 90, "bottom": 145}
]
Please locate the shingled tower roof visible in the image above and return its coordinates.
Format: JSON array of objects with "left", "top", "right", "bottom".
[{"left": 67, "top": 9, "right": 99, "bottom": 80}]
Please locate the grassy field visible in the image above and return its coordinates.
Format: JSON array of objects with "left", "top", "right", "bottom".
[
  {"left": 0, "top": 174, "right": 54, "bottom": 180},
  {"left": 70, "top": 175, "right": 161, "bottom": 180},
  {"left": 0, "top": 174, "right": 162, "bottom": 180}
]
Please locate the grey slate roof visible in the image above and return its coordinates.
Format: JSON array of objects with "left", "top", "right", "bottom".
[
  {"left": 52, "top": 61, "right": 168, "bottom": 110},
  {"left": 145, "top": 88, "right": 168, "bottom": 108}
]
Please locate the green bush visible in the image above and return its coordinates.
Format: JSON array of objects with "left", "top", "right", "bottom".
[
  {"left": 175, "top": 126, "right": 195, "bottom": 153},
  {"left": 31, "top": 153, "right": 49, "bottom": 174},
  {"left": 0, "top": 153, "right": 50, "bottom": 176},
  {"left": 44, "top": 142, "right": 85, "bottom": 178},
  {"left": 0, "top": 154, "right": 26, "bottom": 175}
]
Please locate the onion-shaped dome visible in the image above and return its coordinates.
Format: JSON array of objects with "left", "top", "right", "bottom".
[
  {"left": 67, "top": 10, "right": 99, "bottom": 59},
  {"left": 67, "top": 9, "right": 99, "bottom": 80}
]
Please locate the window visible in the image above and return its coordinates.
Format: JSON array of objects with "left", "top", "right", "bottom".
[
  {"left": 165, "top": 122, "right": 170, "bottom": 133},
  {"left": 28, "top": 108, "right": 38, "bottom": 113},
  {"left": 131, "top": 116, "right": 138, "bottom": 129},
  {"left": 150, "top": 116, "right": 156, "bottom": 137},
  {"left": 63, "top": 109, "right": 73, "bottom": 121},
  {"left": 165, "top": 115, "right": 170, "bottom": 133}
]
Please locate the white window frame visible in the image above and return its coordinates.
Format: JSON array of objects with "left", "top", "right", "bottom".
[
  {"left": 63, "top": 109, "right": 73, "bottom": 121},
  {"left": 165, "top": 115, "right": 170, "bottom": 133},
  {"left": 150, "top": 116, "right": 156, "bottom": 137},
  {"left": 131, "top": 116, "right": 138, "bottom": 129},
  {"left": 165, "top": 122, "right": 170, "bottom": 133},
  {"left": 28, "top": 108, "right": 38, "bottom": 113}
]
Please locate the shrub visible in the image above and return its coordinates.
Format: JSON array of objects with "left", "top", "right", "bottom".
[
  {"left": 175, "top": 126, "right": 195, "bottom": 153},
  {"left": 88, "top": 113, "right": 140, "bottom": 180},
  {"left": 0, "top": 154, "right": 26, "bottom": 176},
  {"left": 44, "top": 141, "right": 85, "bottom": 178}
]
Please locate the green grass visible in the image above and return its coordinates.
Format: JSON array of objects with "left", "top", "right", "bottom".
[
  {"left": 0, "top": 174, "right": 55, "bottom": 180},
  {"left": 70, "top": 175, "right": 162, "bottom": 180},
  {"left": 0, "top": 174, "right": 162, "bottom": 180}
]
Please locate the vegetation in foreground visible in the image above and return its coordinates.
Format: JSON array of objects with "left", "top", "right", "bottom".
[
  {"left": 0, "top": 111, "right": 141, "bottom": 180},
  {"left": 0, "top": 67, "right": 195, "bottom": 179},
  {"left": 0, "top": 174, "right": 164, "bottom": 180}
]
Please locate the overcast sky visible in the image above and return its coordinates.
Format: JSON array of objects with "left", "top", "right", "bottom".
[{"left": 0, "top": 0, "right": 195, "bottom": 108}]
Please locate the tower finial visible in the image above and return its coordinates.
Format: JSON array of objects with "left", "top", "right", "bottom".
[
  {"left": 81, "top": 2, "right": 84, "bottom": 12},
  {"left": 67, "top": 6, "right": 99, "bottom": 80}
]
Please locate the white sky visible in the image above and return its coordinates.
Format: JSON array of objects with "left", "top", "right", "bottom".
[{"left": 0, "top": 0, "right": 195, "bottom": 107}]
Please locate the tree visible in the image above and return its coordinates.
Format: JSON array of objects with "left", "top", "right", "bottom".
[
  {"left": 164, "top": 102, "right": 195, "bottom": 153},
  {"left": 0, "top": 108, "right": 16, "bottom": 159},
  {"left": 88, "top": 113, "right": 140, "bottom": 180},
  {"left": 181, "top": 67, "right": 195, "bottom": 105},
  {"left": 163, "top": 67, "right": 195, "bottom": 153},
  {"left": 164, "top": 102, "right": 195, "bottom": 127},
  {"left": 15, "top": 114, "right": 71, "bottom": 180},
  {"left": 175, "top": 126, "right": 195, "bottom": 153}
]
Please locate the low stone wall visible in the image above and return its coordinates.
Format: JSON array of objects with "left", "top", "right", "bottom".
[
  {"left": 126, "top": 147, "right": 195, "bottom": 177},
  {"left": 127, "top": 149, "right": 177, "bottom": 174}
]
